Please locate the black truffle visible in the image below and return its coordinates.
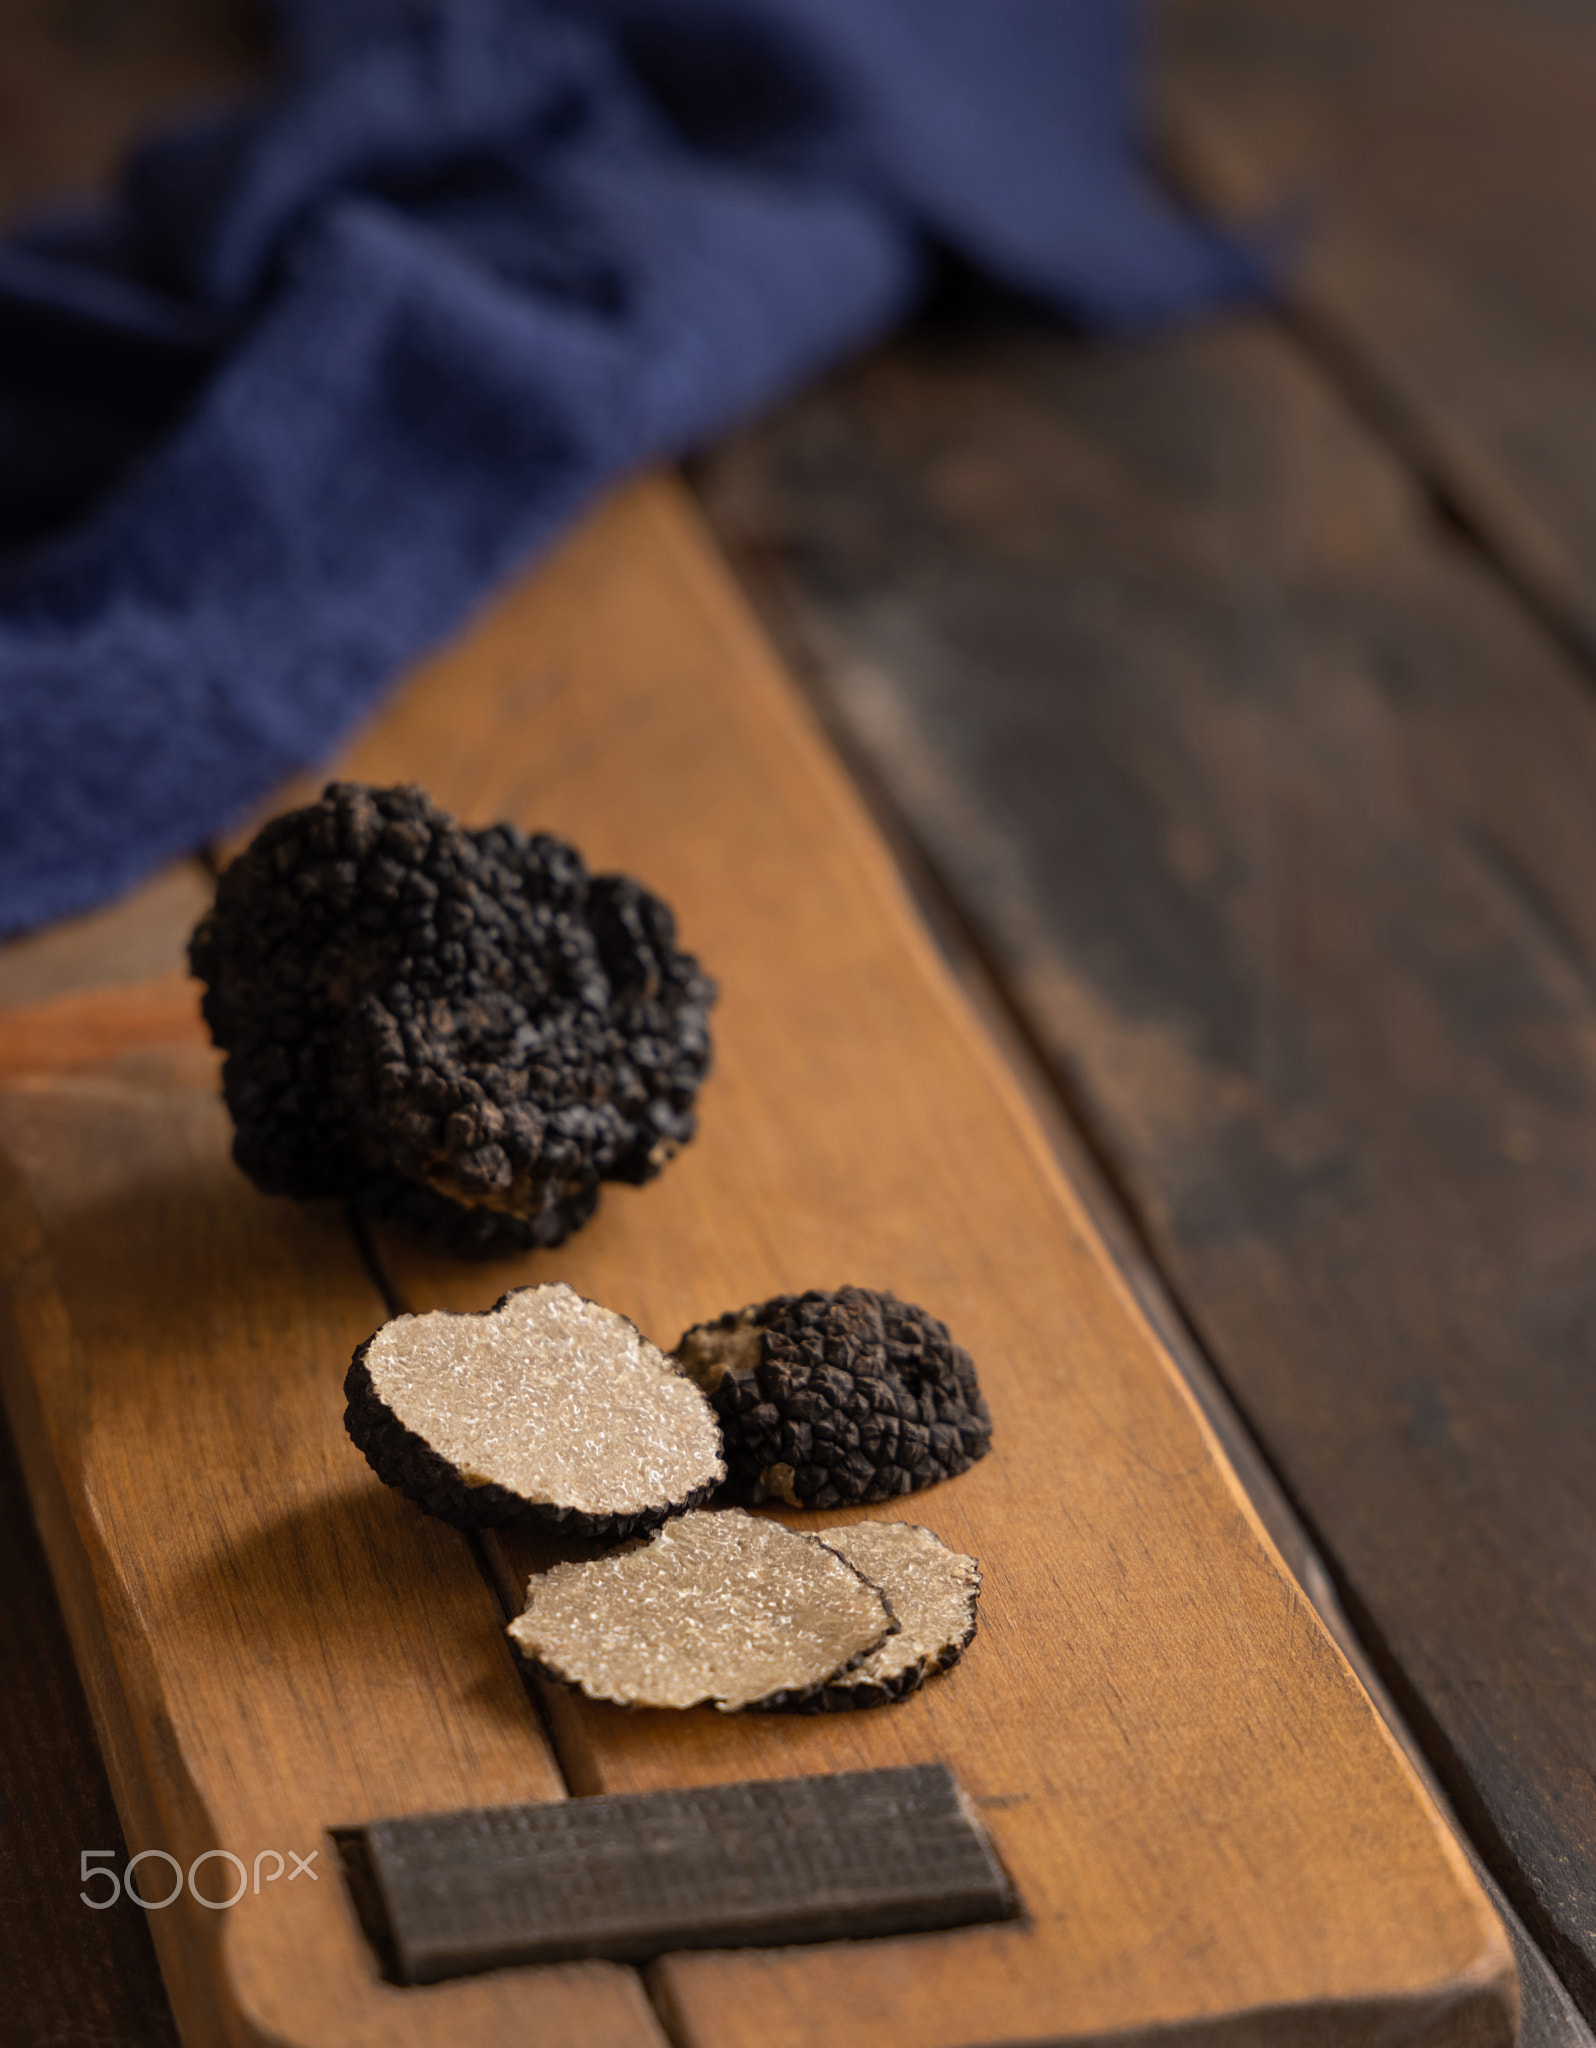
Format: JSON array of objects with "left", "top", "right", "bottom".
[
  {"left": 189, "top": 782, "right": 714, "bottom": 1253},
  {"left": 673, "top": 1286, "right": 992, "bottom": 1510},
  {"left": 344, "top": 1283, "right": 726, "bottom": 1535}
]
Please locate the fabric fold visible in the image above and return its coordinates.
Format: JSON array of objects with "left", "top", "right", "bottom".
[{"left": 0, "top": 0, "right": 1264, "bottom": 937}]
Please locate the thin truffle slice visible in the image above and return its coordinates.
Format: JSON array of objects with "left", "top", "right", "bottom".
[
  {"left": 188, "top": 782, "right": 715, "bottom": 1255},
  {"left": 674, "top": 1286, "right": 992, "bottom": 1509},
  {"left": 344, "top": 1284, "right": 725, "bottom": 1535},
  {"left": 809, "top": 1522, "right": 982, "bottom": 1709},
  {"left": 507, "top": 1509, "right": 895, "bottom": 1712}
]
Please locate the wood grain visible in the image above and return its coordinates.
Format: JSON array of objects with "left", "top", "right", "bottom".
[
  {"left": 694, "top": 309, "right": 1596, "bottom": 2026},
  {"left": 0, "top": 862, "right": 213, "bottom": 1010},
  {"left": 0, "top": 1032, "right": 665, "bottom": 2046},
  {"left": 0, "top": 971, "right": 205, "bottom": 1077},
  {"left": 0, "top": 871, "right": 214, "bottom": 2048},
  {"left": 0, "top": 1327, "right": 180, "bottom": 2048},
  {"left": 337, "top": 477, "right": 1517, "bottom": 2047},
  {"left": 1158, "top": 0, "right": 1596, "bottom": 659}
]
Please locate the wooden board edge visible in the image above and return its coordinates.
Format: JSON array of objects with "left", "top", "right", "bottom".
[
  {"left": 0, "top": 974, "right": 206, "bottom": 1081},
  {"left": 649, "top": 1953, "right": 1514, "bottom": 2048},
  {"left": 0, "top": 1140, "right": 246, "bottom": 2047}
]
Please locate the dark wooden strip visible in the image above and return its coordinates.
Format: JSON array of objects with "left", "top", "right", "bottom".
[
  {"left": 336, "top": 1765, "right": 1015, "bottom": 1986},
  {"left": 694, "top": 315, "right": 1596, "bottom": 2023},
  {"left": 0, "top": 1373, "right": 178, "bottom": 2047},
  {"left": 1158, "top": 0, "right": 1596, "bottom": 663}
]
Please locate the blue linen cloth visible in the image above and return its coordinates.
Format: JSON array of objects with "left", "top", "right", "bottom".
[{"left": 0, "top": 0, "right": 1260, "bottom": 937}]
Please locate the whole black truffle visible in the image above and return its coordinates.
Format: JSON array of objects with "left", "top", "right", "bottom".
[
  {"left": 672, "top": 1286, "right": 992, "bottom": 1510},
  {"left": 189, "top": 783, "right": 715, "bottom": 1253}
]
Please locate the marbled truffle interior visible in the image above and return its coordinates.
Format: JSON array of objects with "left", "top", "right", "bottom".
[
  {"left": 362, "top": 1283, "right": 725, "bottom": 1517},
  {"left": 508, "top": 1509, "right": 894, "bottom": 1711},
  {"left": 817, "top": 1521, "right": 981, "bottom": 1694}
]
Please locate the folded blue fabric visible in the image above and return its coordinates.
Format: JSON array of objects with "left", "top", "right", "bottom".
[{"left": 0, "top": 0, "right": 1260, "bottom": 938}]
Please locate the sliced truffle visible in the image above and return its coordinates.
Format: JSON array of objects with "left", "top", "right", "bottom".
[
  {"left": 673, "top": 1286, "right": 992, "bottom": 1509},
  {"left": 507, "top": 1509, "right": 895, "bottom": 1712},
  {"left": 344, "top": 1283, "right": 726, "bottom": 1535},
  {"left": 189, "top": 782, "right": 715, "bottom": 1254},
  {"left": 809, "top": 1522, "right": 981, "bottom": 1709}
]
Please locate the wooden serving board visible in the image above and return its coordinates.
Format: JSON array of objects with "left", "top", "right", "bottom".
[{"left": 0, "top": 478, "right": 1516, "bottom": 2047}]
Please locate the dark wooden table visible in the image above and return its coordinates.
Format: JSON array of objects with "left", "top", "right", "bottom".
[
  {"left": 696, "top": 5, "right": 1596, "bottom": 2038},
  {"left": 5, "top": 1, "right": 1596, "bottom": 2041}
]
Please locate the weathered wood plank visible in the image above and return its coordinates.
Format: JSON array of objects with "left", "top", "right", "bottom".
[
  {"left": 358, "top": 477, "right": 1516, "bottom": 2048},
  {"left": 693, "top": 318, "right": 1596, "bottom": 2024},
  {"left": 0, "top": 865, "right": 214, "bottom": 2048},
  {"left": 1158, "top": 0, "right": 1596, "bottom": 658},
  {"left": 0, "top": 1353, "right": 180, "bottom": 2048}
]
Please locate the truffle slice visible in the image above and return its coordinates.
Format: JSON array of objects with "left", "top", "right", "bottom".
[
  {"left": 344, "top": 1284, "right": 726, "bottom": 1535},
  {"left": 674, "top": 1286, "right": 992, "bottom": 1509},
  {"left": 507, "top": 1509, "right": 895, "bottom": 1712},
  {"left": 188, "top": 782, "right": 715, "bottom": 1255},
  {"left": 809, "top": 1522, "right": 981, "bottom": 1708}
]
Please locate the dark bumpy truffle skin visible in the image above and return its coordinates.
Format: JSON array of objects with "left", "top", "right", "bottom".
[
  {"left": 673, "top": 1286, "right": 992, "bottom": 1509},
  {"left": 188, "top": 783, "right": 715, "bottom": 1253}
]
